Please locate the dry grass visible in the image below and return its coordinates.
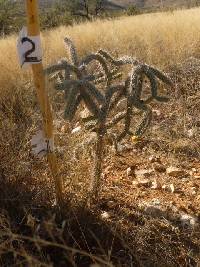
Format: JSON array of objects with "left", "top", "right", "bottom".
[
  {"left": 1, "top": 7, "right": 200, "bottom": 93},
  {"left": 0, "top": 7, "right": 200, "bottom": 267}
]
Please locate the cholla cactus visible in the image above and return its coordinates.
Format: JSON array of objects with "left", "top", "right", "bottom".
[{"left": 45, "top": 37, "right": 173, "bottom": 200}]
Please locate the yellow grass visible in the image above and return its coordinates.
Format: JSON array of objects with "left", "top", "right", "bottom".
[{"left": 0, "top": 7, "right": 200, "bottom": 96}]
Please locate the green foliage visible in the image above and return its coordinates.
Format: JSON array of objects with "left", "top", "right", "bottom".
[
  {"left": 0, "top": 0, "right": 24, "bottom": 36},
  {"left": 126, "top": 5, "right": 140, "bottom": 16},
  {"left": 0, "top": 0, "right": 139, "bottom": 36},
  {"left": 0, "top": 0, "right": 105, "bottom": 35},
  {"left": 40, "top": 6, "right": 73, "bottom": 30},
  {"left": 0, "top": 0, "right": 73, "bottom": 35},
  {"left": 64, "top": 0, "right": 105, "bottom": 20}
]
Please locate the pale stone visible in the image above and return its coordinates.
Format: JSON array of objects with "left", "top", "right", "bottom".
[
  {"left": 132, "top": 181, "right": 139, "bottom": 186},
  {"left": 71, "top": 126, "right": 81, "bottom": 134},
  {"left": 151, "top": 179, "right": 162, "bottom": 189},
  {"left": 152, "top": 109, "right": 161, "bottom": 116},
  {"left": 166, "top": 166, "right": 186, "bottom": 177},
  {"left": 180, "top": 214, "right": 198, "bottom": 227},
  {"left": 149, "top": 155, "right": 160, "bottom": 163},
  {"left": 101, "top": 211, "right": 110, "bottom": 220},
  {"left": 80, "top": 108, "right": 90, "bottom": 119},
  {"left": 135, "top": 169, "right": 154, "bottom": 178},
  {"left": 187, "top": 128, "right": 196, "bottom": 138},
  {"left": 153, "top": 163, "right": 166, "bottom": 173},
  {"left": 138, "top": 179, "right": 152, "bottom": 187},
  {"left": 126, "top": 167, "right": 132, "bottom": 177}
]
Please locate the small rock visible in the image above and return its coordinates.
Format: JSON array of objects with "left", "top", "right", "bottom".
[
  {"left": 189, "top": 171, "right": 193, "bottom": 176},
  {"left": 191, "top": 187, "right": 197, "bottom": 195},
  {"left": 149, "top": 155, "right": 160, "bottom": 163},
  {"left": 117, "top": 143, "right": 134, "bottom": 153},
  {"left": 126, "top": 167, "right": 135, "bottom": 177},
  {"left": 101, "top": 211, "right": 110, "bottom": 220},
  {"left": 151, "top": 181, "right": 158, "bottom": 189},
  {"left": 151, "top": 199, "right": 161, "bottom": 206},
  {"left": 124, "top": 143, "right": 134, "bottom": 151},
  {"left": 107, "top": 201, "right": 115, "bottom": 208},
  {"left": 162, "top": 184, "right": 167, "bottom": 190},
  {"left": 151, "top": 180, "right": 162, "bottom": 190},
  {"left": 132, "top": 181, "right": 139, "bottom": 186},
  {"left": 80, "top": 108, "right": 90, "bottom": 119},
  {"left": 104, "top": 165, "right": 112, "bottom": 174},
  {"left": 153, "top": 109, "right": 161, "bottom": 116},
  {"left": 142, "top": 199, "right": 181, "bottom": 221},
  {"left": 166, "top": 166, "right": 187, "bottom": 177},
  {"left": 180, "top": 214, "right": 198, "bottom": 228},
  {"left": 140, "top": 191, "right": 147, "bottom": 196},
  {"left": 162, "top": 184, "right": 175, "bottom": 193},
  {"left": 192, "top": 168, "right": 197, "bottom": 173},
  {"left": 142, "top": 199, "right": 165, "bottom": 218},
  {"left": 145, "top": 206, "right": 165, "bottom": 218},
  {"left": 135, "top": 169, "right": 154, "bottom": 178},
  {"left": 153, "top": 163, "right": 166, "bottom": 173},
  {"left": 187, "top": 128, "right": 196, "bottom": 138},
  {"left": 138, "top": 179, "right": 152, "bottom": 187},
  {"left": 169, "top": 184, "right": 175, "bottom": 193},
  {"left": 182, "top": 177, "right": 189, "bottom": 182},
  {"left": 71, "top": 126, "right": 81, "bottom": 134},
  {"left": 60, "top": 124, "right": 68, "bottom": 133}
]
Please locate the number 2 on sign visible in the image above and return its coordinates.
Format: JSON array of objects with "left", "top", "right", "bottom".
[
  {"left": 17, "top": 27, "right": 42, "bottom": 68},
  {"left": 21, "top": 37, "right": 41, "bottom": 64}
]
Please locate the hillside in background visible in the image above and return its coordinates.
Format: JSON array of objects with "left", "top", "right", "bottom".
[
  {"left": 111, "top": 0, "right": 197, "bottom": 9},
  {"left": 13, "top": 0, "right": 200, "bottom": 14},
  {"left": 37, "top": 0, "right": 199, "bottom": 10},
  {"left": 112, "top": 0, "right": 188, "bottom": 8},
  {"left": 37, "top": 0, "right": 124, "bottom": 10}
]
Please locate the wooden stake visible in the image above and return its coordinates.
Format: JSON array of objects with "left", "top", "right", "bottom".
[{"left": 25, "top": 0, "right": 63, "bottom": 207}]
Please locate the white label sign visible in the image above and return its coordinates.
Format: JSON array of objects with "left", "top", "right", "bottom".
[
  {"left": 17, "top": 27, "right": 42, "bottom": 68},
  {"left": 31, "top": 130, "right": 54, "bottom": 159}
]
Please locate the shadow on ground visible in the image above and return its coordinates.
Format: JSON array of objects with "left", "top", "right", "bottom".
[{"left": 0, "top": 174, "right": 199, "bottom": 267}]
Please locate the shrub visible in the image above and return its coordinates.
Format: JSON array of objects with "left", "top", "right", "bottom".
[
  {"left": 40, "top": 8, "right": 73, "bottom": 30},
  {"left": 126, "top": 5, "right": 140, "bottom": 16},
  {"left": 0, "top": 0, "right": 24, "bottom": 36}
]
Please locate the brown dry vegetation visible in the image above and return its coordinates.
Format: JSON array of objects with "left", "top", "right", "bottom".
[{"left": 0, "top": 7, "right": 200, "bottom": 267}]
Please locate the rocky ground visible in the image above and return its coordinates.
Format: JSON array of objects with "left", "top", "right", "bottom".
[{"left": 0, "top": 53, "right": 200, "bottom": 266}]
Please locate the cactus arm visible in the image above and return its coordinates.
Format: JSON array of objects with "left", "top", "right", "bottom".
[
  {"left": 98, "top": 49, "right": 139, "bottom": 66},
  {"left": 64, "top": 37, "right": 79, "bottom": 66},
  {"left": 79, "top": 53, "right": 111, "bottom": 85},
  {"left": 45, "top": 62, "right": 81, "bottom": 78}
]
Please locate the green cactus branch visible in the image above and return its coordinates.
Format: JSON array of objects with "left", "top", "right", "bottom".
[
  {"left": 45, "top": 37, "right": 173, "bottom": 200},
  {"left": 64, "top": 37, "right": 79, "bottom": 66},
  {"left": 98, "top": 49, "right": 140, "bottom": 66}
]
